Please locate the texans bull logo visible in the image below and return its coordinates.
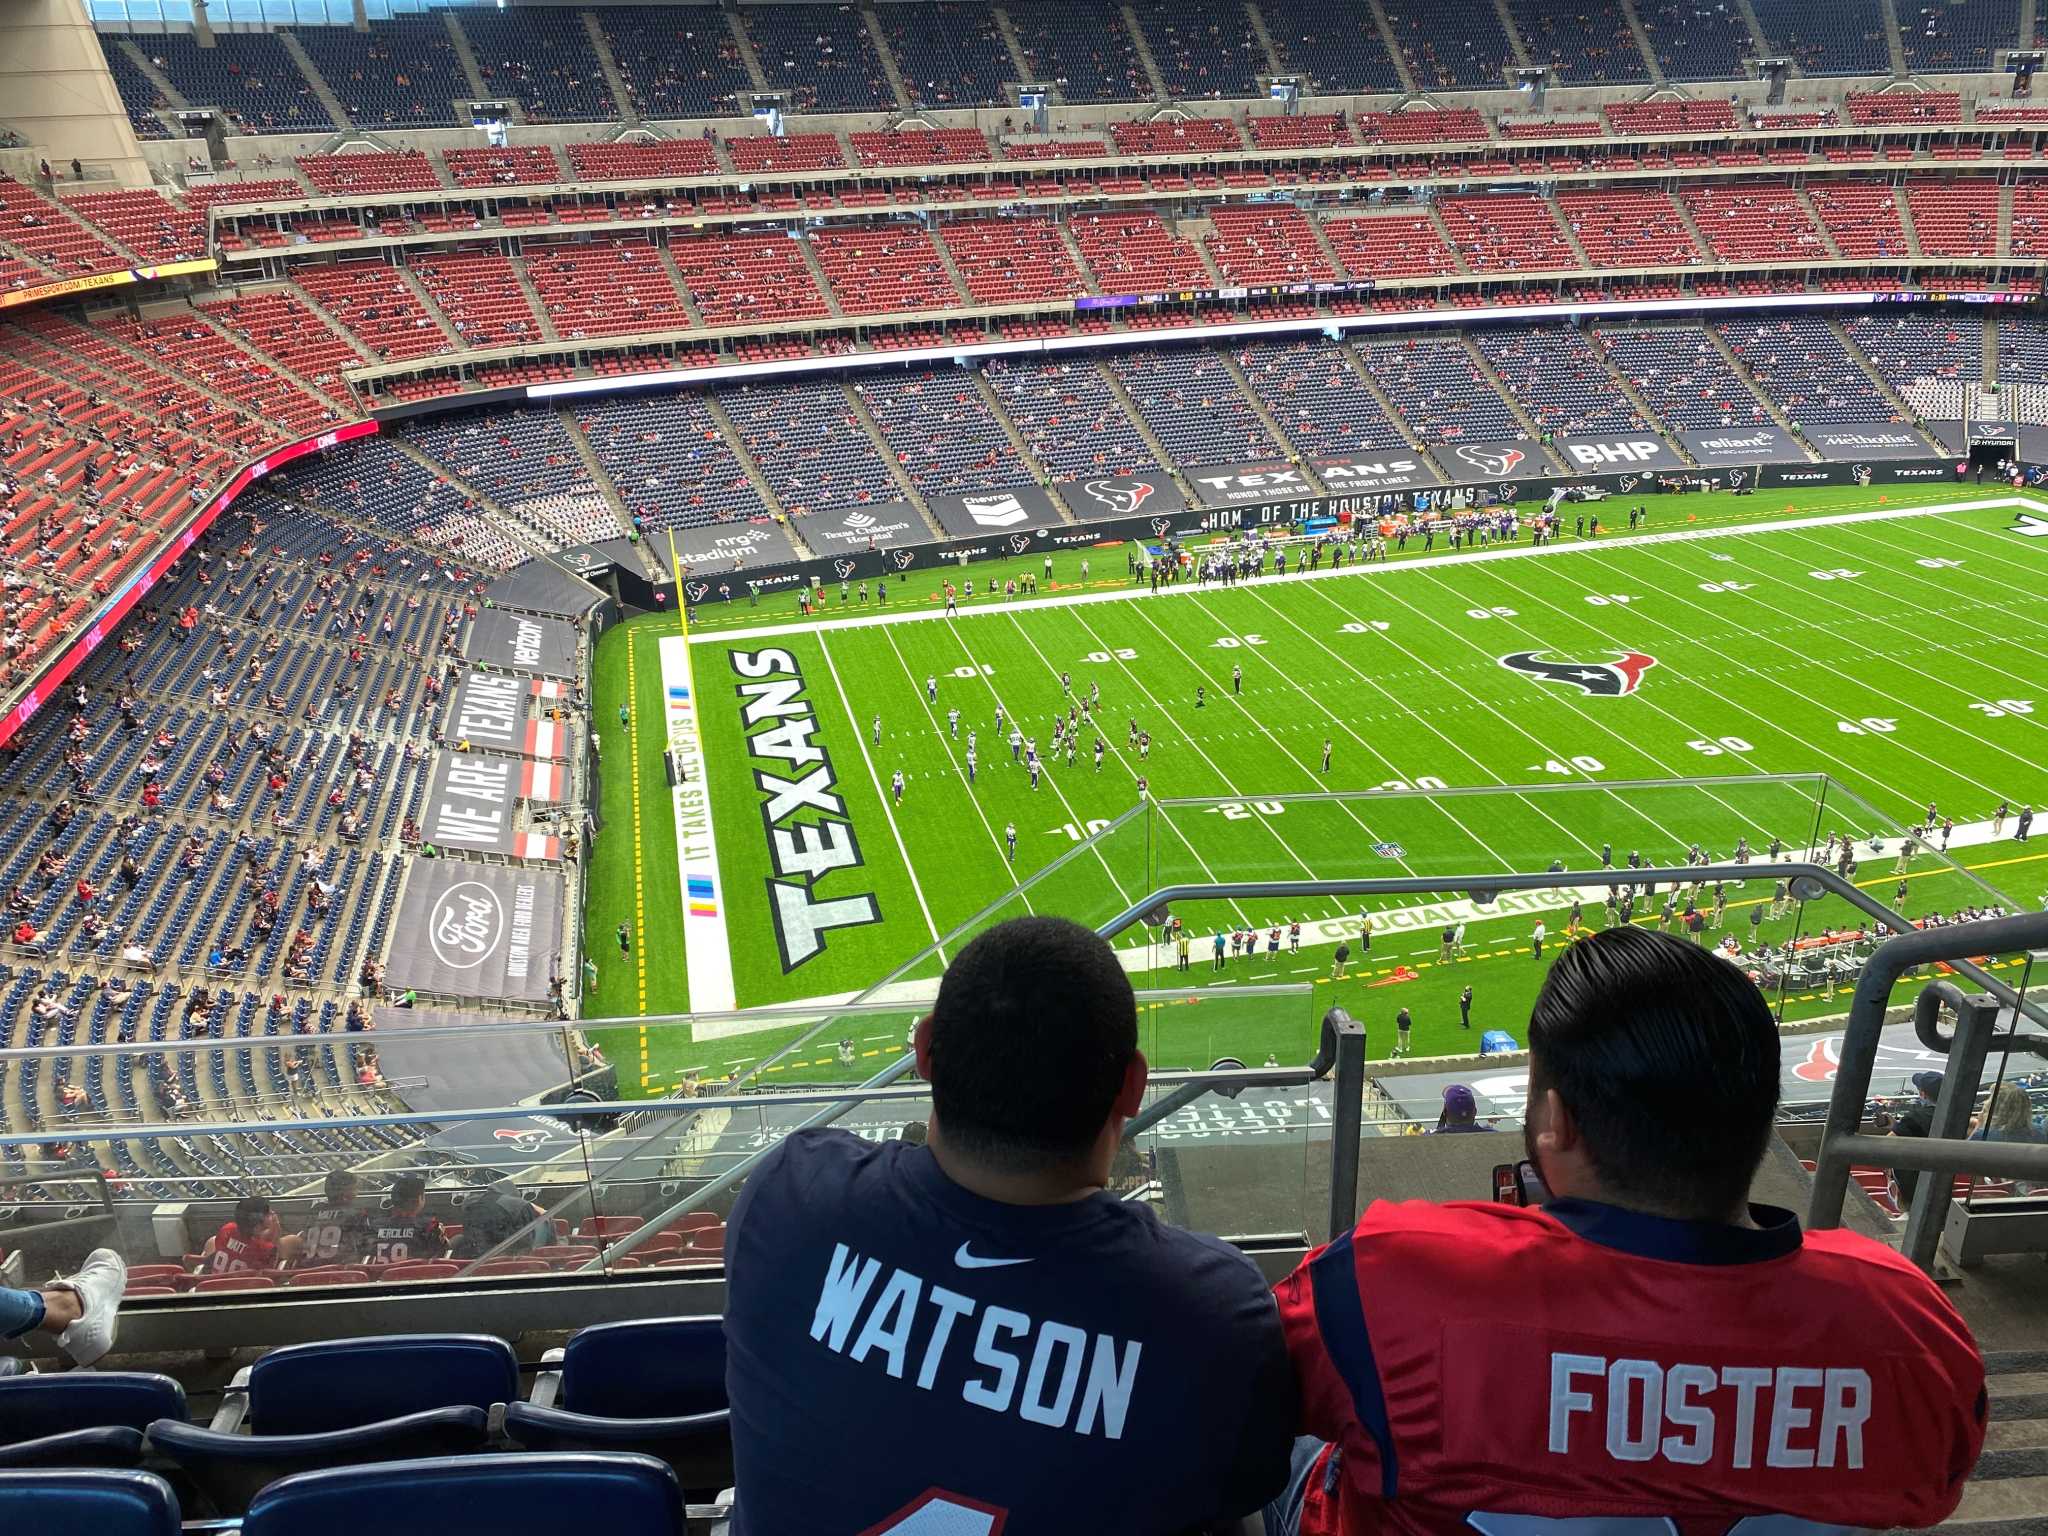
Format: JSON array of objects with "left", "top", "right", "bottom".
[
  {"left": 493, "top": 1128, "right": 551, "bottom": 1152},
  {"left": 1149, "top": 516, "right": 1173, "bottom": 538},
  {"left": 1006, "top": 533, "right": 1032, "bottom": 555},
  {"left": 1455, "top": 445, "right": 1525, "bottom": 477},
  {"left": 1083, "top": 477, "right": 1155, "bottom": 515},
  {"left": 684, "top": 581, "right": 709, "bottom": 603},
  {"left": 1498, "top": 650, "right": 1657, "bottom": 696},
  {"left": 833, "top": 557, "right": 857, "bottom": 580},
  {"left": 891, "top": 549, "right": 916, "bottom": 571}
]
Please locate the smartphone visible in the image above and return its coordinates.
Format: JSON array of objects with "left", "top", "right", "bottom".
[{"left": 1493, "top": 1159, "right": 1551, "bottom": 1206}]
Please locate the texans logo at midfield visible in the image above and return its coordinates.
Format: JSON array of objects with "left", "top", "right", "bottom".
[{"left": 1498, "top": 650, "right": 1657, "bottom": 696}]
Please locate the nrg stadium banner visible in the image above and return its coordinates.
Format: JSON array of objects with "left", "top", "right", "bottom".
[{"left": 385, "top": 861, "right": 566, "bottom": 1006}]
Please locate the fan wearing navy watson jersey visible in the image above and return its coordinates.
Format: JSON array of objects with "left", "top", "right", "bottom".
[
  {"left": 1264, "top": 927, "right": 1986, "bottom": 1536},
  {"left": 723, "top": 915, "right": 1295, "bottom": 1535}
]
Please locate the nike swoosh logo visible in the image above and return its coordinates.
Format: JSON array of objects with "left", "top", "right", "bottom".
[{"left": 954, "top": 1242, "right": 1031, "bottom": 1270}]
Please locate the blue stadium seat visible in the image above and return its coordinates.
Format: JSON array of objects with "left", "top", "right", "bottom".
[
  {"left": 0, "top": 1371, "right": 186, "bottom": 1470},
  {"left": 502, "top": 1318, "right": 731, "bottom": 1494},
  {"left": 145, "top": 1336, "right": 514, "bottom": 1513},
  {"left": 0, "top": 1469, "right": 181, "bottom": 1536},
  {"left": 239, "top": 1453, "right": 685, "bottom": 1536}
]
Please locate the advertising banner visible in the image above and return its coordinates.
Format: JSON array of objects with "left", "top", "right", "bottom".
[
  {"left": 926, "top": 485, "right": 1067, "bottom": 537},
  {"left": 1678, "top": 426, "right": 1809, "bottom": 465},
  {"left": 1054, "top": 473, "right": 1188, "bottom": 518},
  {"left": 447, "top": 671, "right": 570, "bottom": 765},
  {"left": 1552, "top": 433, "right": 1685, "bottom": 472},
  {"left": 796, "top": 501, "right": 924, "bottom": 553},
  {"left": 462, "top": 610, "right": 579, "bottom": 680},
  {"left": 1432, "top": 441, "right": 1540, "bottom": 484},
  {"left": 671, "top": 520, "right": 795, "bottom": 571},
  {"left": 385, "top": 862, "right": 565, "bottom": 1005},
  {"left": 1184, "top": 462, "right": 1307, "bottom": 506},
  {"left": 1804, "top": 424, "right": 1932, "bottom": 460},
  {"left": 422, "top": 754, "right": 562, "bottom": 860},
  {"left": 1312, "top": 453, "right": 1443, "bottom": 494}
]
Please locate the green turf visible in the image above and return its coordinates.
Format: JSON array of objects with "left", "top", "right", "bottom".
[{"left": 584, "top": 486, "right": 2048, "bottom": 1093}]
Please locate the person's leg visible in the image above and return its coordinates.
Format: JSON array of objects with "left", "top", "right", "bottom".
[{"left": 2, "top": 1250, "right": 125, "bottom": 1365}]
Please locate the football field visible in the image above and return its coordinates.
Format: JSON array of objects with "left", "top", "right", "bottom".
[{"left": 582, "top": 487, "right": 2048, "bottom": 1091}]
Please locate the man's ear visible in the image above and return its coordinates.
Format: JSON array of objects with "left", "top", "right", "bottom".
[
  {"left": 912, "top": 1013, "right": 936, "bottom": 1083},
  {"left": 1533, "top": 1087, "right": 1578, "bottom": 1159},
  {"left": 1114, "top": 1050, "right": 1149, "bottom": 1118}
]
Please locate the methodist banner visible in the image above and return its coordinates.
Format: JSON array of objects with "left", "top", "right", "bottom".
[
  {"left": 1805, "top": 424, "right": 1930, "bottom": 460},
  {"left": 1552, "top": 433, "right": 1685, "bottom": 473},
  {"left": 1679, "top": 426, "right": 1809, "bottom": 465},
  {"left": 671, "top": 520, "right": 794, "bottom": 571},
  {"left": 927, "top": 485, "right": 1065, "bottom": 537},
  {"left": 385, "top": 861, "right": 564, "bottom": 1006},
  {"left": 1313, "top": 453, "right": 1442, "bottom": 494},
  {"left": 423, "top": 753, "right": 563, "bottom": 861},
  {"left": 1055, "top": 473, "right": 1187, "bottom": 519},
  {"left": 462, "top": 610, "right": 579, "bottom": 681},
  {"left": 447, "top": 672, "right": 570, "bottom": 766},
  {"left": 796, "top": 501, "right": 923, "bottom": 554},
  {"left": 1432, "top": 441, "right": 1540, "bottom": 484}
]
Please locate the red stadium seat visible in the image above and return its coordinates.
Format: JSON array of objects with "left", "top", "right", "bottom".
[{"left": 194, "top": 1273, "right": 279, "bottom": 1292}]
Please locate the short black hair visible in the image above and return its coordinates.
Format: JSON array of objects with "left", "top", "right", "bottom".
[
  {"left": 1528, "top": 926, "right": 1779, "bottom": 1219},
  {"left": 233, "top": 1196, "right": 271, "bottom": 1230},
  {"left": 323, "top": 1169, "right": 357, "bottom": 1202},
  {"left": 391, "top": 1173, "right": 427, "bottom": 1209},
  {"left": 928, "top": 916, "right": 1136, "bottom": 1171}
]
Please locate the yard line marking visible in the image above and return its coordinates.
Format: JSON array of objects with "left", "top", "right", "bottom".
[
  {"left": 625, "top": 629, "right": 649, "bottom": 1020},
  {"left": 1593, "top": 545, "right": 2028, "bottom": 807},
  {"left": 1375, "top": 562, "right": 1785, "bottom": 846},
  {"left": 1717, "top": 527, "right": 2048, "bottom": 738},
  {"left": 878, "top": 624, "right": 1034, "bottom": 903},
  {"left": 817, "top": 630, "right": 945, "bottom": 958},
  {"left": 1927, "top": 511, "right": 2048, "bottom": 583},
  {"left": 936, "top": 616, "right": 1138, "bottom": 908},
  {"left": 1812, "top": 519, "right": 2048, "bottom": 640},
  {"left": 991, "top": 611, "right": 1254, "bottom": 927},
  {"left": 1233, "top": 581, "right": 1601, "bottom": 861},
  {"left": 691, "top": 495, "right": 2037, "bottom": 646}
]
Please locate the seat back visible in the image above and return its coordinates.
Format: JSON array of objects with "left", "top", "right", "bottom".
[
  {"left": 239, "top": 1452, "right": 683, "bottom": 1536},
  {"left": 562, "top": 1317, "right": 725, "bottom": 1419},
  {"left": 0, "top": 1469, "right": 181, "bottom": 1536},
  {"left": 247, "top": 1335, "right": 517, "bottom": 1434},
  {"left": 0, "top": 1373, "right": 187, "bottom": 1446}
]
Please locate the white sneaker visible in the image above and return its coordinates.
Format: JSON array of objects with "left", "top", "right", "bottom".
[{"left": 52, "top": 1248, "right": 126, "bottom": 1367}]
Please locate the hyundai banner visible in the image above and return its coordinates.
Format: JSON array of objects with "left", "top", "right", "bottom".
[
  {"left": 1054, "top": 473, "right": 1188, "bottom": 518},
  {"left": 1552, "top": 433, "right": 1685, "bottom": 472},
  {"left": 1677, "top": 426, "right": 1809, "bottom": 465},
  {"left": 1804, "top": 424, "right": 1931, "bottom": 461},
  {"left": 384, "top": 861, "right": 566, "bottom": 1005},
  {"left": 927, "top": 485, "right": 1065, "bottom": 537}
]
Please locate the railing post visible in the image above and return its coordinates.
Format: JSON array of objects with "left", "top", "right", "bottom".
[
  {"left": 1899, "top": 991, "right": 2000, "bottom": 1270},
  {"left": 1325, "top": 1008, "right": 1366, "bottom": 1241}
]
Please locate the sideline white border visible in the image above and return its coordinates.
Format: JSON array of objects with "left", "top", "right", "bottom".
[
  {"left": 659, "top": 632, "right": 736, "bottom": 1012},
  {"left": 690, "top": 493, "right": 2043, "bottom": 646}
]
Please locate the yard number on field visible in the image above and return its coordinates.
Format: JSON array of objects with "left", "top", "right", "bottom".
[
  {"left": 1970, "top": 699, "right": 2035, "bottom": 717},
  {"left": 1837, "top": 718, "right": 1898, "bottom": 735}
]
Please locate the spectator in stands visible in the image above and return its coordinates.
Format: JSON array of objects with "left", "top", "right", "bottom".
[
  {"left": 1888, "top": 1070, "right": 1943, "bottom": 1204},
  {"left": 197, "top": 1195, "right": 302, "bottom": 1275},
  {"left": 1430, "top": 1083, "right": 1495, "bottom": 1133},
  {"left": 0, "top": 1249, "right": 125, "bottom": 1366},
  {"left": 450, "top": 1177, "right": 549, "bottom": 1260},
  {"left": 298, "top": 1169, "right": 371, "bottom": 1267},
  {"left": 1264, "top": 927, "right": 1985, "bottom": 1535},
  {"left": 724, "top": 914, "right": 1295, "bottom": 1533}
]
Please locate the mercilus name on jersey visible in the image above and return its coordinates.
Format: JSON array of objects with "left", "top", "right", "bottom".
[{"left": 810, "top": 1243, "right": 1141, "bottom": 1437}]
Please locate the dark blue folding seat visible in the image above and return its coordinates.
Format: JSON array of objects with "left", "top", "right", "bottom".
[
  {"left": 0, "top": 1468, "right": 181, "bottom": 1536},
  {"left": 147, "top": 1334, "right": 513, "bottom": 1514},
  {"left": 0, "top": 1372, "right": 187, "bottom": 1470},
  {"left": 503, "top": 1318, "right": 730, "bottom": 1496},
  {"left": 240, "top": 1452, "right": 684, "bottom": 1536}
]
